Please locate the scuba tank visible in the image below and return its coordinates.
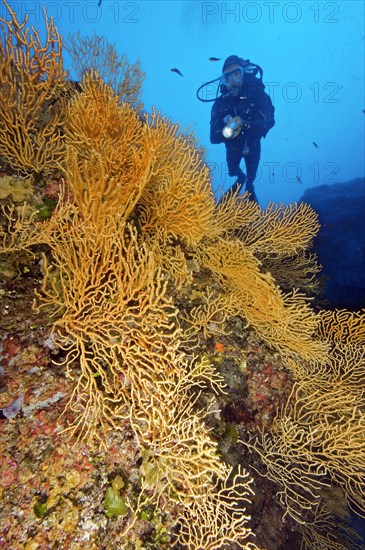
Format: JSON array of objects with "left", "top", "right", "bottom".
[{"left": 196, "top": 59, "right": 264, "bottom": 102}]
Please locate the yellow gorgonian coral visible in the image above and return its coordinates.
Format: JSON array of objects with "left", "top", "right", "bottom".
[
  {"left": 63, "top": 72, "right": 152, "bottom": 224},
  {"left": 250, "top": 373, "right": 365, "bottom": 524},
  {"left": 64, "top": 30, "right": 145, "bottom": 111},
  {"left": 237, "top": 201, "right": 320, "bottom": 255},
  {"left": 139, "top": 109, "right": 216, "bottom": 246},
  {"left": 0, "top": 1, "right": 68, "bottom": 174},
  {"left": 196, "top": 236, "right": 328, "bottom": 363}
]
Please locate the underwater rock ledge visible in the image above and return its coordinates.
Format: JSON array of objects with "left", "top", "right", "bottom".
[{"left": 300, "top": 177, "right": 365, "bottom": 310}]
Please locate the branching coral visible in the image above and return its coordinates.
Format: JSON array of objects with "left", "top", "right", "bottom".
[
  {"left": 250, "top": 375, "right": 365, "bottom": 523},
  {"left": 182, "top": 287, "right": 235, "bottom": 340},
  {"left": 236, "top": 201, "right": 320, "bottom": 255},
  {"left": 33, "top": 209, "right": 178, "bottom": 442},
  {"left": 176, "top": 467, "right": 258, "bottom": 550},
  {"left": 316, "top": 310, "right": 365, "bottom": 409},
  {"left": 64, "top": 30, "right": 145, "bottom": 111},
  {"left": 27, "top": 194, "right": 257, "bottom": 546},
  {"left": 139, "top": 110, "right": 217, "bottom": 246},
  {"left": 212, "top": 190, "right": 261, "bottom": 236},
  {"left": 319, "top": 309, "right": 365, "bottom": 346},
  {"left": 299, "top": 504, "right": 364, "bottom": 550},
  {"left": 0, "top": 1, "right": 68, "bottom": 174},
  {"left": 248, "top": 309, "right": 365, "bottom": 545},
  {"left": 234, "top": 201, "right": 324, "bottom": 297},
  {"left": 258, "top": 251, "right": 323, "bottom": 296},
  {"left": 126, "top": 353, "right": 258, "bottom": 548},
  {"left": 0, "top": 203, "right": 44, "bottom": 254},
  {"left": 63, "top": 72, "right": 152, "bottom": 224},
  {"left": 195, "top": 236, "right": 328, "bottom": 363},
  {"left": 63, "top": 73, "right": 216, "bottom": 247}
]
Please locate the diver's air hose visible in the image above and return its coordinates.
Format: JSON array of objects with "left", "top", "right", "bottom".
[{"left": 196, "top": 77, "right": 221, "bottom": 102}]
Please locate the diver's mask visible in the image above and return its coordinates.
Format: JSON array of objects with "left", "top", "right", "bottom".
[{"left": 221, "top": 66, "right": 244, "bottom": 87}]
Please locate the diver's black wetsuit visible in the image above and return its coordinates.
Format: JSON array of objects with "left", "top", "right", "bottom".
[{"left": 210, "top": 77, "right": 275, "bottom": 199}]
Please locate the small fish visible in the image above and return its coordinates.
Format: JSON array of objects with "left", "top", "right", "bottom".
[
  {"left": 171, "top": 68, "right": 183, "bottom": 77},
  {"left": 209, "top": 57, "right": 222, "bottom": 62},
  {"left": 313, "top": 141, "right": 319, "bottom": 148},
  {"left": 98, "top": 0, "right": 102, "bottom": 6},
  {"left": 296, "top": 176, "right": 303, "bottom": 184},
  {"left": 362, "top": 109, "right": 365, "bottom": 114}
]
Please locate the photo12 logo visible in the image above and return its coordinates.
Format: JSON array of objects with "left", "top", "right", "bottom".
[
  {"left": 266, "top": 82, "right": 341, "bottom": 104},
  {"left": 207, "top": 160, "right": 340, "bottom": 185},
  {"left": 201, "top": 2, "right": 340, "bottom": 24},
  {"left": 199, "top": 80, "right": 342, "bottom": 104},
  {"left": 1, "top": 1, "right": 140, "bottom": 24}
]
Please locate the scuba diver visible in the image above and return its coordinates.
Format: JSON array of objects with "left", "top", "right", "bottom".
[{"left": 197, "top": 55, "right": 275, "bottom": 203}]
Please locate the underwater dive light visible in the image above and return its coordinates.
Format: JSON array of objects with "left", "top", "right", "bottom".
[{"left": 222, "top": 116, "right": 240, "bottom": 139}]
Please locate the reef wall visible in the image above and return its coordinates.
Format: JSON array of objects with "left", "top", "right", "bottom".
[{"left": 300, "top": 177, "right": 365, "bottom": 310}]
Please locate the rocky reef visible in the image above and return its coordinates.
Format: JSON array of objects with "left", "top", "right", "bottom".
[{"left": 300, "top": 177, "right": 365, "bottom": 310}]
